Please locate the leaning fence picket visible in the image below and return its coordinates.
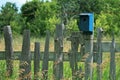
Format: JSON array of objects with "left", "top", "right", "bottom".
[
  {"left": 68, "top": 32, "right": 79, "bottom": 79},
  {"left": 109, "top": 33, "right": 116, "bottom": 80},
  {"left": 42, "top": 30, "right": 50, "bottom": 80},
  {"left": 4, "top": 26, "right": 13, "bottom": 77},
  {"left": 96, "top": 28, "right": 103, "bottom": 80},
  {"left": 34, "top": 42, "right": 40, "bottom": 80},
  {"left": 53, "top": 23, "right": 64, "bottom": 80},
  {"left": 19, "top": 30, "right": 31, "bottom": 80}
]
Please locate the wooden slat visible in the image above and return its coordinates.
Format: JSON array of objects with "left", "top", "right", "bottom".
[
  {"left": 96, "top": 28, "right": 103, "bottom": 80},
  {"left": 109, "top": 34, "right": 116, "bottom": 80},
  {"left": 19, "top": 30, "right": 31, "bottom": 80},
  {"left": 53, "top": 23, "right": 64, "bottom": 80},
  {"left": 4, "top": 26, "right": 13, "bottom": 77},
  {"left": 0, "top": 52, "right": 67, "bottom": 60},
  {"left": 0, "top": 41, "right": 120, "bottom": 61},
  {"left": 42, "top": 30, "right": 50, "bottom": 80},
  {"left": 97, "top": 42, "right": 120, "bottom": 52},
  {"left": 0, "top": 49, "right": 120, "bottom": 61},
  {"left": 34, "top": 42, "right": 40, "bottom": 80},
  {"left": 0, "top": 45, "right": 120, "bottom": 61},
  {"left": 68, "top": 32, "right": 79, "bottom": 79}
]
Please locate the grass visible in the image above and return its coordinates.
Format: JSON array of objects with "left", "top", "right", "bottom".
[
  {"left": 0, "top": 36, "right": 120, "bottom": 80},
  {"left": 0, "top": 36, "right": 70, "bottom": 52},
  {"left": 0, "top": 54, "right": 120, "bottom": 80},
  {"left": 0, "top": 61, "right": 72, "bottom": 80}
]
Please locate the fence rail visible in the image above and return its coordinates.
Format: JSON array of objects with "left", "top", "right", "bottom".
[{"left": 0, "top": 42, "right": 120, "bottom": 61}]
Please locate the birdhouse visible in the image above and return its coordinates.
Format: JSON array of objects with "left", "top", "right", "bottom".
[{"left": 78, "top": 13, "right": 94, "bottom": 34}]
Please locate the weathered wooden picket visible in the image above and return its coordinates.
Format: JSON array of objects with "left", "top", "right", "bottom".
[{"left": 0, "top": 25, "right": 119, "bottom": 80}]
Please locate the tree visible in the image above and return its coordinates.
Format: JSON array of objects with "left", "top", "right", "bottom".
[
  {"left": 0, "top": 2, "right": 18, "bottom": 32},
  {"left": 56, "top": 0, "right": 80, "bottom": 24},
  {"left": 21, "top": 0, "right": 58, "bottom": 36},
  {"left": 56, "top": 0, "right": 120, "bottom": 36},
  {"left": 21, "top": 1, "right": 39, "bottom": 23},
  {"left": 56, "top": 0, "right": 106, "bottom": 23},
  {"left": 94, "top": 0, "right": 120, "bottom": 35},
  {"left": 36, "top": 1, "right": 59, "bottom": 36}
]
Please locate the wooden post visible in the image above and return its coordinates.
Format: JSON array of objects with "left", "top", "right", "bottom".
[
  {"left": 19, "top": 30, "right": 31, "bottom": 80},
  {"left": 68, "top": 32, "right": 79, "bottom": 79},
  {"left": 4, "top": 26, "right": 13, "bottom": 77},
  {"left": 96, "top": 28, "right": 103, "bottom": 80},
  {"left": 53, "top": 23, "right": 64, "bottom": 80},
  {"left": 109, "top": 33, "right": 116, "bottom": 80},
  {"left": 84, "top": 34, "right": 94, "bottom": 80},
  {"left": 42, "top": 30, "right": 50, "bottom": 80},
  {"left": 34, "top": 42, "right": 40, "bottom": 80}
]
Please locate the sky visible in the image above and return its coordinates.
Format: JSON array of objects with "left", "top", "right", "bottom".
[{"left": 0, "top": 0, "right": 31, "bottom": 12}]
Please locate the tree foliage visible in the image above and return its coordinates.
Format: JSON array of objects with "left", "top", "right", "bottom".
[
  {"left": 95, "top": 0, "right": 120, "bottom": 35},
  {"left": 0, "top": 0, "right": 120, "bottom": 36},
  {"left": 0, "top": 2, "right": 18, "bottom": 32},
  {"left": 20, "top": 0, "right": 58, "bottom": 36},
  {"left": 21, "top": 1, "right": 39, "bottom": 23}
]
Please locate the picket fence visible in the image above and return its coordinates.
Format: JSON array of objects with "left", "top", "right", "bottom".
[{"left": 0, "top": 25, "right": 119, "bottom": 80}]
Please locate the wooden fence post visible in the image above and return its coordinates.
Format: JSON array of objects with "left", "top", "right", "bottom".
[
  {"left": 19, "top": 30, "right": 31, "bottom": 80},
  {"left": 4, "top": 26, "right": 13, "bottom": 77},
  {"left": 34, "top": 42, "right": 40, "bottom": 80},
  {"left": 53, "top": 23, "right": 64, "bottom": 80},
  {"left": 96, "top": 28, "right": 103, "bottom": 80},
  {"left": 83, "top": 34, "right": 94, "bottom": 80},
  {"left": 109, "top": 33, "right": 116, "bottom": 80},
  {"left": 68, "top": 32, "right": 79, "bottom": 80},
  {"left": 42, "top": 30, "right": 50, "bottom": 80}
]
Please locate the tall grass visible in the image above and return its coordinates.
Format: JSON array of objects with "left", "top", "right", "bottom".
[{"left": 0, "top": 53, "right": 120, "bottom": 80}]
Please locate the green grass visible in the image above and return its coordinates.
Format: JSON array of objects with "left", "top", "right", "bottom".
[
  {"left": 0, "top": 60, "right": 19, "bottom": 80},
  {"left": 0, "top": 54, "right": 120, "bottom": 80},
  {"left": 0, "top": 61, "right": 72, "bottom": 80}
]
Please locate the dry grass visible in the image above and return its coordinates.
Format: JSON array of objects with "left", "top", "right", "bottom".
[{"left": 0, "top": 36, "right": 71, "bottom": 52}]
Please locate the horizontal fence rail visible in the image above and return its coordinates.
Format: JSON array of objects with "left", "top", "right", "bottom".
[
  {"left": 0, "top": 42, "right": 120, "bottom": 61},
  {"left": 98, "top": 42, "right": 120, "bottom": 52},
  {"left": 0, "top": 51, "right": 67, "bottom": 61}
]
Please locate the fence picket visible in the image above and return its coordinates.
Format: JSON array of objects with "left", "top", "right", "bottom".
[
  {"left": 109, "top": 33, "right": 116, "bottom": 80},
  {"left": 34, "top": 42, "right": 40, "bottom": 80},
  {"left": 3, "top": 26, "right": 13, "bottom": 77},
  {"left": 68, "top": 32, "right": 79, "bottom": 79},
  {"left": 42, "top": 30, "right": 50, "bottom": 80},
  {"left": 84, "top": 34, "right": 94, "bottom": 80},
  {"left": 96, "top": 28, "right": 103, "bottom": 80},
  {"left": 53, "top": 23, "right": 64, "bottom": 80},
  {"left": 19, "top": 30, "right": 31, "bottom": 80}
]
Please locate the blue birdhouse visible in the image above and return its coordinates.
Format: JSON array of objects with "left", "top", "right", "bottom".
[{"left": 78, "top": 13, "right": 94, "bottom": 34}]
